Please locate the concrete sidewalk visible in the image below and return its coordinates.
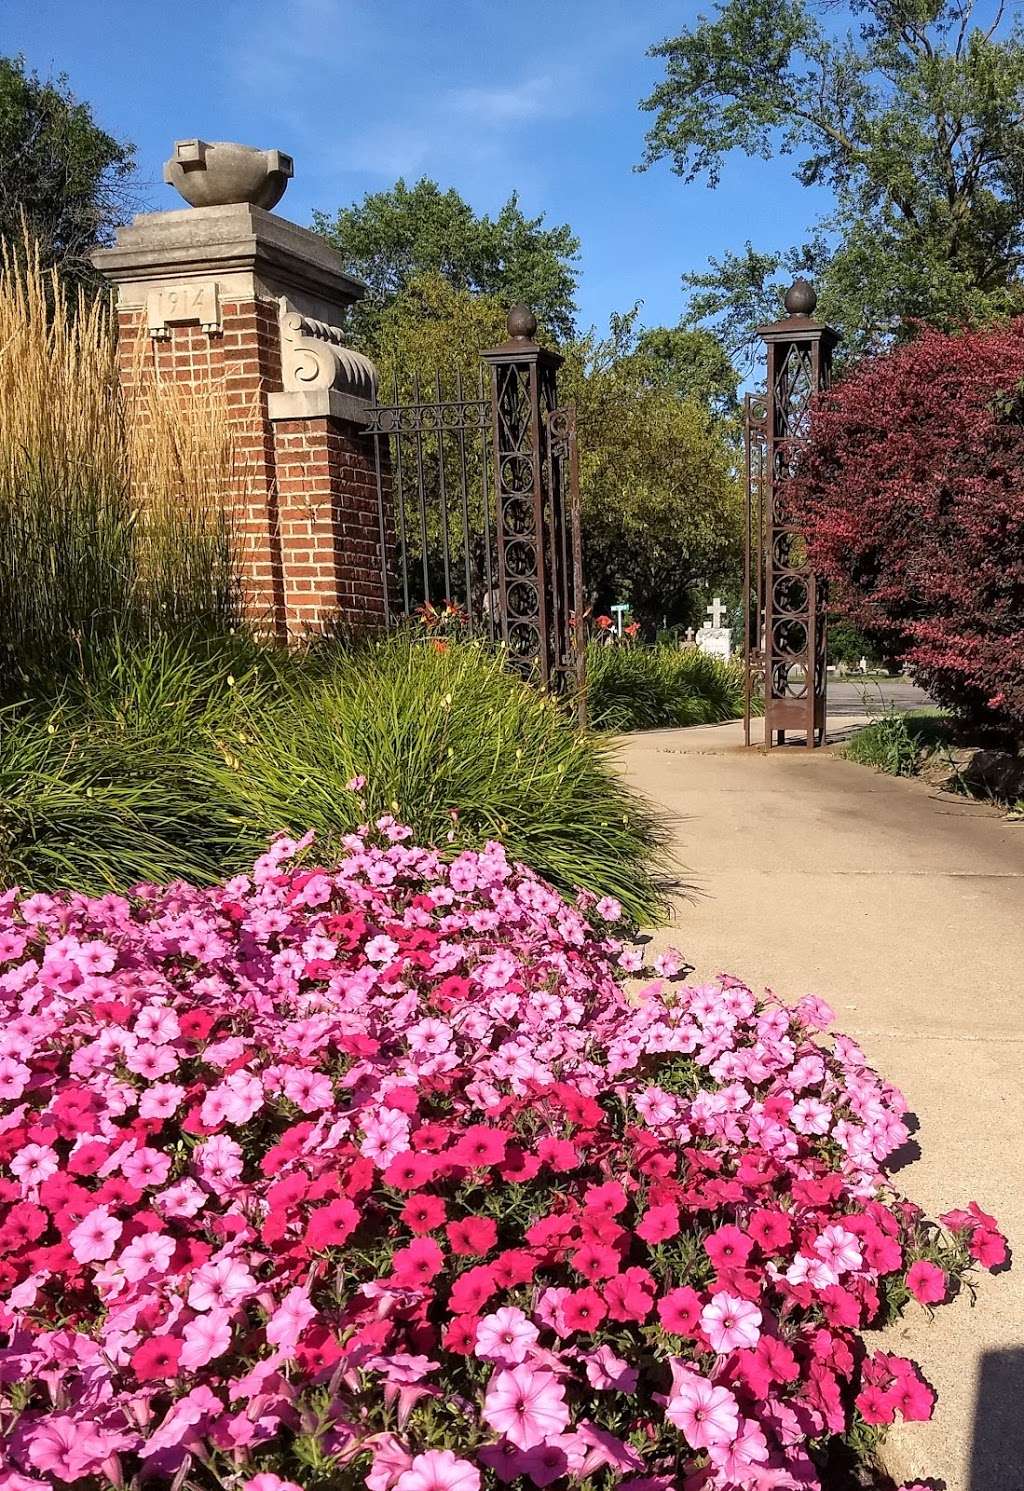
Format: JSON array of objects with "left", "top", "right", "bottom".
[{"left": 617, "top": 720, "right": 1024, "bottom": 1490}]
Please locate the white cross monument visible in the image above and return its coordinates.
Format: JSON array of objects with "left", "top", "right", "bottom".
[{"left": 695, "top": 595, "right": 732, "bottom": 662}]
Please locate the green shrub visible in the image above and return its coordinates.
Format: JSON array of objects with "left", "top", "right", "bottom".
[
  {"left": 844, "top": 708, "right": 953, "bottom": 778},
  {"left": 0, "top": 634, "right": 670, "bottom": 923},
  {"left": 586, "top": 642, "right": 747, "bottom": 732},
  {"left": 844, "top": 712, "right": 919, "bottom": 776}
]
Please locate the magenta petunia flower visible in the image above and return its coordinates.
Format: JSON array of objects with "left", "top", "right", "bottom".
[{"left": 906, "top": 1259, "right": 947, "bottom": 1304}]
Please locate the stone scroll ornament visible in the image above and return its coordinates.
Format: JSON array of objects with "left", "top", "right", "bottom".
[{"left": 277, "top": 302, "right": 378, "bottom": 403}]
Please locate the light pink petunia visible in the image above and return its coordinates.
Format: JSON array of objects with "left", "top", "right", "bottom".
[
  {"left": 474, "top": 1306, "right": 539, "bottom": 1364},
  {"left": 814, "top": 1225, "right": 863, "bottom": 1276},
  {"left": 10, "top": 1143, "right": 58, "bottom": 1190},
  {"left": 394, "top": 1450, "right": 480, "bottom": 1491},
  {"left": 26, "top": 1416, "right": 113, "bottom": 1480},
  {"left": 119, "top": 1230, "right": 175, "bottom": 1282},
  {"left": 700, "top": 1292, "right": 762, "bottom": 1354},
  {"left": 482, "top": 1364, "right": 569, "bottom": 1450},
  {"left": 180, "top": 1308, "right": 233, "bottom": 1371},
  {"left": 69, "top": 1205, "right": 122, "bottom": 1264},
  {"left": 265, "top": 1285, "right": 318, "bottom": 1355},
  {"left": 665, "top": 1369, "right": 740, "bottom": 1450},
  {"left": 187, "top": 1256, "right": 255, "bottom": 1311}
]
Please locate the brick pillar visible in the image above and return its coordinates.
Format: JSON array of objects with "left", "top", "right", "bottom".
[{"left": 93, "top": 185, "right": 391, "bottom": 640}]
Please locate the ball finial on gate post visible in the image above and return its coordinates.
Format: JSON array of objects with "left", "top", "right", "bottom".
[
  {"left": 784, "top": 277, "right": 818, "bottom": 316},
  {"left": 507, "top": 304, "right": 538, "bottom": 340}
]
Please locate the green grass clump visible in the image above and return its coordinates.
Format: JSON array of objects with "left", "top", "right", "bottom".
[
  {"left": 0, "top": 633, "right": 671, "bottom": 924},
  {"left": 586, "top": 643, "right": 747, "bottom": 732},
  {"left": 844, "top": 708, "right": 951, "bottom": 777}
]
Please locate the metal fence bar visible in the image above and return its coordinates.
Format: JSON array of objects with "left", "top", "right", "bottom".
[
  {"left": 479, "top": 364, "right": 497, "bottom": 644},
  {"left": 360, "top": 309, "right": 576, "bottom": 700},
  {"left": 455, "top": 369, "right": 474, "bottom": 618},
  {"left": 433, "top": 370, "right": 453, "bottom": 604}
]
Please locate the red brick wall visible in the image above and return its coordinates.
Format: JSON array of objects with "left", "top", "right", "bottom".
[
  {"left": 273, "top": 417, "right": 393, "bottom": 635},
  {"left": 114, "top": 296, "right": 390, "bottom": 639}
]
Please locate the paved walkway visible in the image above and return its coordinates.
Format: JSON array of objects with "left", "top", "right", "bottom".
[{"left": 617, "top": 703, "right": 1024, "bottom": 1491}]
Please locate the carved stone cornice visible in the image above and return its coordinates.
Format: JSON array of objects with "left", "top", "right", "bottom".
[
  {"left": 268, "top": 299, "right": 379, "bottom": 426},
  {"left": 91, "top": 202, "right": 365, "bottom": 324}
]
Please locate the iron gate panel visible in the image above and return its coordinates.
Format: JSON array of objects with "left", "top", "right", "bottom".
[{"left": 363, "top": 308, "right": 584, "bottom": 700}]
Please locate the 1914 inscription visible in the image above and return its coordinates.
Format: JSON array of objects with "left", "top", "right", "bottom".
[{"left": 146, "top": 282, "right": 222, "bottom": 339}]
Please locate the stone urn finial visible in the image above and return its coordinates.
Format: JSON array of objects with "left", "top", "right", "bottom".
[{"left": 163, "top": 139, "right": 294, "bottom": 210}]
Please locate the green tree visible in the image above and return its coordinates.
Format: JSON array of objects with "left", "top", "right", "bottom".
[
  {"left": 0, "top": 55, "right": 135, "bottom": 278},
  {"left": 561, "top": 312, "right": 742, "bottom": 631},
  {"left": 313, "top": 178, "right": 579, "bottom": 343},
  {"left": 635, "top": 324, "right": 740, "bottom": 414},
  {"left": 640, "top": 0, "right": 1024, "bottom": 358}
]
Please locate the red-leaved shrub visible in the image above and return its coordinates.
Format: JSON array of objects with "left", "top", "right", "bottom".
[{"left": 792, "top": 322, "right": 1024, "bottom": 738}]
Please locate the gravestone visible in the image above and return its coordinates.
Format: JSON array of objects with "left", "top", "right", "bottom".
[{"left": 696, "top": 595, "right": 732, "bottom": 662}]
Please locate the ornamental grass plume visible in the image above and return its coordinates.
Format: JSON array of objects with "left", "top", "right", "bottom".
[
  {"left": 0, "top": 233, "right": 239, "bottom": 693},
  {"left": 0, "top": 810, "right": 1006, "bottom": 1490}
]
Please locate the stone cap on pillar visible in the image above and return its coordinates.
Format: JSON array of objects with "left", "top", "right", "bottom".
[{"left": 92, "top": 201, "right": 366, "bottom": 326}]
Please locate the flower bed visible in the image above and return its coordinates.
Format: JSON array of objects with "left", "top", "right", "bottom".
[{"left": 0, "top": 816, "right": 1005, "bottom": 1490}]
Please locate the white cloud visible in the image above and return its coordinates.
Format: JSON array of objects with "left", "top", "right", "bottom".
[{"left": 446, "top": 73, "right": 573, "bottom": 126}]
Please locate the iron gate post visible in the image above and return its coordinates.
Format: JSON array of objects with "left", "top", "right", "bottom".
[
  {"left": 481, "top": 306, "right": 572, "bottom": 692},
  {"left": 755, "top": 279, "right": 839, "bottom": 748}
]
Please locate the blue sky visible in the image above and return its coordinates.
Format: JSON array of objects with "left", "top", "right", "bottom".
[{"left": 3, "top": 0, "right": 831, "bottom": 334}]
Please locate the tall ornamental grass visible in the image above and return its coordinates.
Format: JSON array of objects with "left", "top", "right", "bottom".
[
  {"left": 0, "top": 238, "right": 239, "bottom": 692},
  {"left": 0, "top": 633, "right": 671, "bottom": 923},
  {"left": 586, "top": 642, "right": 748, "bottom": 732}
]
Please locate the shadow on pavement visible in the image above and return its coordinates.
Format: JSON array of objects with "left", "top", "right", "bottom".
[{"left": 970, "top": 1347, "right": 1024, "bottom": 1490}]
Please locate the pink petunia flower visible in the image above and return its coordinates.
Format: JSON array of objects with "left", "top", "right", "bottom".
[
  {"left": 475, "top": 1306, "right": 539, "bottom": 1363},
  {"left": 906, "top": 1259, "right": 947, "bottom": 1304},
  {"left": 700, "top": 1292, "right": 762, "bottom": 1354},
  {"left": 395, "top": 1450, "right": 480, "bottom": 1491},
  {"left": 26, "top": 1416, "right": 113, "bottom": 1480},
  {"left": 122, "top": 1145, "right": 172, "bottom": 1190},
  {"left": 483, "top": 1364, "right": 570, "bottom": 1450},
  {"left": 665, "top": 1366, "right": 740, "bottom": 1450},
  {"left": 119, "top": 1230, "right": 174, "bottom": 1281},
  {"left": 813, "top": 1225, "right": 863, "bottom": 1276},
  {"left": 265, "top": 1285, "right": 318, "bottom": 1355},
  {"left": 69, "top": 1204, "right": 122, "bottom": 1264},
  {"left": 180, "top": 1308, "right": 233, "bottom": 1370},
  {"left": 187, "top": 1255, "right": 255, "bottom": 1311}
]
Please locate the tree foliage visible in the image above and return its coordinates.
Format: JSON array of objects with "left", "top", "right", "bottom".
[
  {"left": 635, "top": 324, "right": 740, "bottom": 415},
  {"left": 792, "top": 319, "right": 1024, "bottom": 738},
  {"left": 640, "top": 0, "right": 1024, "bottom": 358},
  {"left": 0, "top": 55, "right": 135, "bottom": 280},
  {"left": 561, "top": 312, "right": 742, "bottom": 630},
  {"left": 314, "top": 178, "right": 580, "bottom": 343}
]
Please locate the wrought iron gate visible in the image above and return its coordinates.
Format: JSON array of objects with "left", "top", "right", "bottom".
[
  {"left": 743, "top": 279, "right": 838, "bottom": 748},
  {"left": 364, "top": 307, "right": 584, "bottom": 699}
]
